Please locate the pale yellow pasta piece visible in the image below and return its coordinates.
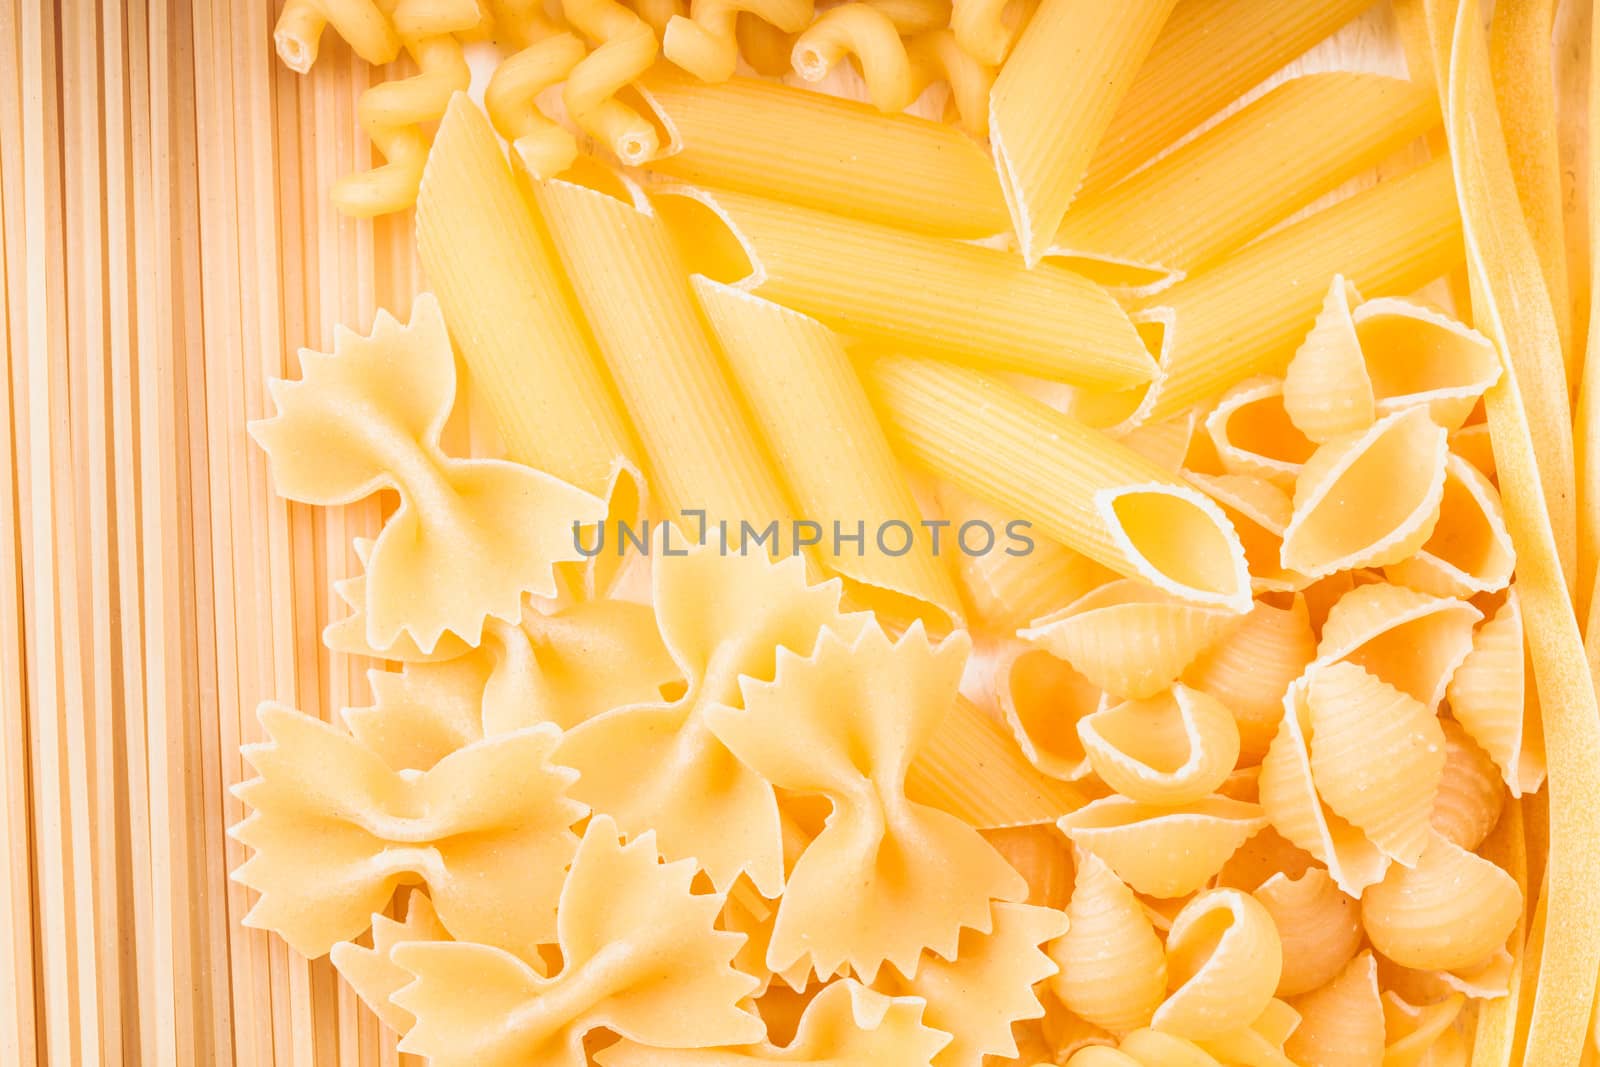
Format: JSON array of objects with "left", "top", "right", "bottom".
[
  {"left": 1252, "top": 868, "right": 1362, "bottom": 998},
  {"left": 273, "top": 0, "right": 401, "bottom": 73},
  {"left": 866, "top": 360, "right": 1251, "bottom": 611},
  {"left": 1284, "top": 951, "right": 1385, "bottom": 1067},
  {"left": 1282, "top": 277, "right": 1372, "bottom": 444},
  {"left": 330, "top": 892, "right": 451, "bottom": 1039},
  {"left": 638, "top": 71, "right": 1008, "bottom": 237},
  {"left": 1281, "top": 408, "right": 1450, "bottom": 579},
  {"left": 1023, "top": 579, "right": 1246, "bottom": 700},
  {"left": 1182, "top": 594, "right": 1315, "bottom": 763},
  {"left": 1205, "top": 378, "right": 1317, "bottom": 490},
  {"left": 1040, "top": 1005, "right": 1118, "bottom": 1061},
  {"left": 417, "top": 95, "right": 639, "bottom": 500},
  {"left": 1380, "top": 990, "right": 1466, "bottom": 1067},
  {"left": 1181, "top": 474, "right": 1304, "bottom": 594},
  {"left": 1214, "top": 829, "right": 1316, "bottom": 895},
  {"left": 1066, "top": 1029, "right": 1222, "bottom": 1065},
  {"left": 1154, "top": 889, "right": 1282, "bottom": 1040},
  {"left": 989, "top": 0, "right": 1177, "bottom": 265},
  {"left": 323, "top": 538, "right": 469, "bottom": 662},
  {"left": 1449, "top": 422, "right": 1496, "bottom": 480},
  {"left": 1051, "top": 75, "right": 1439, "bottom": 284},
  {"left": 992, "top": 643, "right": 1101, "bottom": 782},
  {"left": 791, "top": 4, "right": 916, "bottom": 112},
  {"left": 1115, "top": 411, "right": 1197, "bottom": 474},
  {"left": 905, "top": 28, "right": 994, "bottom": 137},
  {"left": 710, "top": 621, "right": 1027, "bottom": 981},
  {"left": 1305, "top": 661, "right": 1445, "bottom": 868},
  {"left": 391, "top": 816, "right": 763, "bottom": 1066},
  {"left": 1444, "top": 588, "right": 1546, "bottom": 796},
  {"left": 983, "top": 825, "right": 1074, "bottom": 910},
  {"left": 1049, "top": 849, "right": 1168, "bottom": 1034},
  {"left": 1353, "top": 297, "right": 1503, "bottom": 431},
  {"left": 733, "top": 13, "right": 795, "bottom": 74},
  {"left": 1428, "top": 719, "right": 1504, "bottom": 852},
  {"left": 1058, "top": 795, "right": 1267, "bottom": 899},
  {"left": 1315, "top": 580, "right": 1480, "bottom": 712},
  {"left": 694, "top": 279, "right": 963, "bottom": 630},
  {"left": 658, "top": 187, "right": 1156, "bottom": 390},
  {"left": 232, "top": 706, "right": 583, "bottom": 961},
  {"left": 562, "top": 0, "right": 660, "bottom": 164},
  {"left": 484, "top": 31, "right": 587, "bottom": 179},
  {"left": 663, "top": 0, "right": 813, "bottom": 82},
  {"left": 1078, "top": 685, "right": 1239, "bottom": 805},
  {"left": 1191, "top": 998, "right": 1302, "bottom": 1067},
  {"left": 949, "top": 0, "right": 1016, "bottom": 65},
  {"left": 249, "top": 294, "right": 605, "bottom": 654},
  {"left": 1384, "top": 454, "right": 1515, "bottom": 599},
  {"left": 1361, "top": 832, "right": 1521, "bottom": 973}
]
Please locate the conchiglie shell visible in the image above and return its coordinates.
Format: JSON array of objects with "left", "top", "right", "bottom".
[
  {"left": 1183, "top": 594, "right": 1316, "bottom": 764},
  {"left": 1360, "top": 832, "right": 1521, "bottom": 971},
  {"left": 984, "top": 824, "right": 1075, "bottom": 910},
  {"left": 1380, "top": 990, "right": 1466, "bottom": 1067},
  {"left": 1384, "top": 455, "right": 1514, "bottom": 599},
  {"left": 1185, "top": 473, "right": 1305, "bottom": 593},
  {"left": 1353, "top": 296, "right": 1501, "bottom": 432},
  {"left": 1252, "top": 868, "right": 1362, "bottom": 997},
  {"left": 1063, "top": 1047, "right": 1141, "bottom": 1066},
  {"left": 1433, "top": 943, "right": 1513, "bottom": 999},
  {"left": 1022, "top": 579, "right": 1246, "bottom": 700},
  {"left": 1444, "top": 589, "right": 1546, "bottom": 796},
  {"left": 994, "top": 643, "right": 1101, "bottom": 781},
  {"left": 1305, "top": 661, "right": 1445, "bottom": 867},
  {"left": 1428, "top": 720, "right": 1504, "bottom": 852},
  {"left": 1116, "top": 411, "right": 1198, "bottom": 473},
  {"left": 1217, "top": 765, "right": 1259, "bottom": 803},
  {"left": 1280, "top": 407, "right": 1449, "bottom": 578},
  {"left": 1049, "top": 850, "right": 1168, "bottom": 1034},
  {"left": 1214, "top": 826, "right": 1316, "bottom": 892},
  {"left": 1205, "top": 377, "right": 1317, "bottom": 489},
  {"left": 1284, "top": 951, "right": 1385, "bottom": 1067},
  {"left": 1449, "top": 422, "right": 1495, "bottom": 480},
  {"left": 1315, "top": 580, "right": 1480, "bottom": 711},
  {"left": 1258, "top": 678, "right": 1389, "bottom": 897},
  {"left": 1282, "top": 276, "right": 1372, "bottom": 443},
  {"left": 1154, "top": 889, "right": 1282, "bottom": 1040},
  {"left": 1078, "top": 685, "right": 1240, "bottom": 805},
  {"left": 1058, "top": 795, "right": 1267, "bottom": 899}
]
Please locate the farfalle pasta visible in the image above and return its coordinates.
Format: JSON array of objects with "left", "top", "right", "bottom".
[{"left": 330, "top": 892, "right": 451, "bottom": 1037}]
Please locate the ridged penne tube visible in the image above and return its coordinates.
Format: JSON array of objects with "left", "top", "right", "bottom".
[
  {"left": 692, "top": 279, "right": 963, "bottom": 629},
  {"left": 657, "top": 187, "right": 1156, "bottom": 390},
  {"left": 1384, "top": 454, "right": 1515, "bottom": 599},
  {"left": 1281, "top": 277, "right": 1371, "bottom": 443},
  {"left": 637, "top": 71, "right": 1009, "bottom": 237},
  {"left": 1049, "top": 849, "right": 1168, "bottom": 1034},
  {"left": 1283, "top": 952, "right": 1385, "bottom": 1067},
  {"left": 1428, "top": 720, "right": 1504, "bottom": 852},
  {"left": 988, "top": 0, "right": 1177, "bottom": 265},
  {"left": 484, "top": 32, "right": 587, "bottom": 180},
  {"left": 1051, "top": 74, "right": 1439, "bottom": 283},
  {"left": 1252, "top": 869, "right": 1361, "bottom": 998},
  {"left": 1280, "top": 408, "right": 1450, "bottom": 578},
  {"left": 1077, "top": 685, "right": 1239, "bottom": 805},
  {"left": 529, "top": 176, "right": 797, "bottom": 556},
  {"left": 662, "top": 0, "right": 814, "bottom": 82},
  {"left": 416, "top": 95, "right": 638, "bottom": 499},
  {"left": 1444, "top": 589, "right": 1546, "bottom": 796},
  {"left": 991, "top": 643, "right": 1099, "bottom": 781},
  {"left": 791, "top": 5, "right": 915, "bottom": 112},
  {"left": 1023, "top": 579, "right": 1246, "bottom": 699},
  {"left": 1136, "top": 156, "right": 1464, "bottom": 425},
  {"left": 1154, "top": 889, "right": 1282, "bottom": 1041},
  {"left": 1360, "top": 832, "right": 1521, "bottom": 972},
  {"left": 1182, "top": 595, "right": 1314, "bottom": 765},
  {"left": 562, "top": 0, "right": 660, "bottom": 165},
  {"left": 1304, "top": 661, "right": 1446, "bottom": 867},
  {"left": 1314, "top": 580, "right": 1480, "bottom": 712},
  {"left": 865, "top": 360, "right": 1252, "bottom": 611},
  {"left": 1057, "top": 795, "right": 1267, "bottom": 899},
  {"left": 1182, "top": 474, "right": 1303, "bottom": 594},
  {"left": 1205, "top": 378, "right": 1316, "bottom": 490},
  {"left": 273, "top": 0, "right": 401, "bottom": 73}
]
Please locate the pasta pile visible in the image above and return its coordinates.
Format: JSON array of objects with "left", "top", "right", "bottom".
[{"left": 227, "top": 0, "right": 1600, "bottom": 1064}]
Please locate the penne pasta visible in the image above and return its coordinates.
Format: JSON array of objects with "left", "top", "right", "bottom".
[
  {"left": 988, "top": 0, "right": 1177, "bottom": 265},
  {"left": 656, "top": 185, "right": 1157, "bottom": 389}
]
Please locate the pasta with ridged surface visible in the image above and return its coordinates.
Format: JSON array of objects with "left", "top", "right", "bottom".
[
  {"left": 1077, "top": 685, "right": 1239, "bottom": 805},
  {"left": 1049, "top": 849, "right": 1167, "bottom": 1034},
  {"left": 1153, "top": 888, "right": 1282, "bottom": 1040}
]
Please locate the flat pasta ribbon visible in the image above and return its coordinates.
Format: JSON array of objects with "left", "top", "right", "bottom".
[
  {"left": 231, "top": 704, "right": 584, "bottom": 960},
  {"left": 249, "top": 293, "right": 605, "bottom": 654},
  {"left": 390, "top": 816, "right": 763, "bottom": 1066},
  {"left": 709, "top": 620, "right": 1028, "bottom": 981}
]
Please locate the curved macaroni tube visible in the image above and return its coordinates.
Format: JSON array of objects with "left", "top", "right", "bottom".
[
  {"left": 273, "top": 0, "right": 401, "bottom": 74},
  {"left": 791, "top": 5, "right": 916, "bottom": 113},
  {"left": 664, "top": 0, "right": 814, "bottom": 82},
  {"left": 331, "top": 0, "right": 479, "bottom": 217},
  {"left": 485, "top": 32, "right": 588, "bottom": 180},
  {"left": 907, "top": 28, "right": 995, "bottom": 136},
  {"left": 563, "top": 0, "right": 662, "bottom": 164},
  {"left": 950, "top": 0, "right": 1013, "bottom": 65}
]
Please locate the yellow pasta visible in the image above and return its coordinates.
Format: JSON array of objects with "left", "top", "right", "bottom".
[
  {"left": 1384, "top": 454, "right": 1515, "bottom": 599},
  {"left": 1154, "top": 889, "right": 1282, "bottom": 1041},
  {"left": 1205, "top": 378, "right": 1317, "bottom": 490},
  {"left": 663, "top": 0, "right": 814, "bottom": 82},
  {"left": 791, "top": 4, "right": 916, "bottom": 112},
  {"left": 1066, "top": 1030, "right": 1222, "bottom": 1066},
  {"left": 693, "top": 279, "right": 962, "bottom": 629},
  {"left": 1280, "top": 408, "right": 1450, "bottom": 579},
  {"left": 1353, "top": 297, "right": 1504, "bottom": 431},
  {"left": 904, "top": 28, "right": 994, "bottom": 136},
  {"left": 1181, "top": 473, "right": 1304, "bottom": 594},
  {"left": 1380, "top": 991, "right": 1467, "bottom": 1067},
  {"left": 562, "top": 0, "right": 660, "bottom": 165},
  {"left": 484, "top": 31, "right": 587, "bottom": 180},
  {"left": 658, "top": 187, "right": 1156, "bottom": 389},
  {"left": 1444, "top": 588, "right": 1547, "bottom": 796},
  {"left": 1052, "top": 74, "right": 1439, "bottom": 284},
  {"left": 1360, "top": 832, "right": 1521, "bottom": 973},
  {"left": 1252, "top": 868, "right": 1362, "bottom": 999},
  {"left": 983, "top": 825, "right": 1075, "bottom": 911},
  {"left": 992, "top": 643, "right": 1100, "bottom": 782},
  {"left": 1049, "top": 849, "right": 1168, "bottom": 1034},
  {"left": 1428, "top": 719, "right": 1505, "bottom": 853},
  {"left": 1192, "top": 998, "right": 1303, "bottom": 1067},
  {"left": 1023, "top": 579, "right": 1246, "bottom": 699},
  {"left": 273, "top": 0, "right": 401, "bottom": 73},
  {"left": 988, "top": 0, "right": 1177, "bottom": 265},
  {"left": 866, "top": 359, "right": 1252, "bottom": 611},
  {"left": 1182, "top": 594, "right": 1315, "bottom": 764},
  {"left": 1315, "top": 580, "right": 1481, "bottom": 712},
  {"left": 1283, "top": 951, "right": 1385, "bottom": 1067},
  {"left": 1449, "top": 421, "right": 1496, "bottom": 480},
  {"left": 329, "top": 892, "right": 450, "bottom": 1039},
  {"left": 1078, "top": 685, "right": 1239, "bottom": 805},
  {"left": 1281, "top": 277, "right": 1372, "bottom": 444},
  {"left": 949, "top": 0, "right": 1015, "bottom": 65},
  {"left": 1058, "top": 795, "right": 1267, "bottom": 899}
]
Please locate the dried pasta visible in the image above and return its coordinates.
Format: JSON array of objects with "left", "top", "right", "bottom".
[
  {"left": 1077, "top": 685, "right": 1239, "bottom": 805},
  {"left": 1445, "top": 589, "right": 1547, "bottom": 796},
  {"left": 1252, "top": 869, "right": 1362, "bottom": 999},
  {"left": 273, "top": 0, "right": 401, "bottom": 73},
  {"left": 1384, "top": 454, "right": 1515, "bottom": 598},
  {"left": 484, "top": 31, "right": 588, "bottom": 179},
  {"left": 1429, "top": 719, "right": 1505, "bottom": 852},
  {"left": 1154, "top": 889, "right": 1282, "bottom": 1040},
  {"left": 991, "top": 644, "right": 1100, "bottom": 781},
  {"left": 1057, "top": 795, "right": 1267, "bottom": 899},
  {"left": 663, "top": 0, "right": 814, "bottom": 82},
  {"left": 329, "top": 892, "right": 450, "bottom": 1038},
  {"left": 1360, "top": 831, "right": 1522, "bottom": 973},
  {"left": 1314, "top": 580, "right": 1480, "bottom": 712},
  {"left": 1205, "top": 378, "right": 1316, "bottom": 490},
  {"left": 561, "top": 0, "right": 661, "bottom": 164},
  {"left": 1049, "top": 849, "right": 1167, "bottom": 1034},
  {"left": 1181, "top": 594, "right": 1315, "bottom": 762},
  {"left": 1282, "top": 951, "right": 1385, "bottom": 1067}
]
